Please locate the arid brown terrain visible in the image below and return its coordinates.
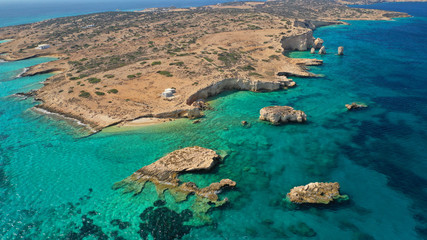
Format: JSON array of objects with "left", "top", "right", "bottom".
[{"left": 0, "top": 0, "right": 410, "bottom": 131}]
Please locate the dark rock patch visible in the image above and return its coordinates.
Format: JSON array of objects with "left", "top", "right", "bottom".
[
  {"left": 111, "top": 219, "right": 131, "bottom": 230},
  {"left": 288, "top": 222, "right": 316, "bottom": 237},
  {"left": 138, "top": 206, "right": 194, "bottom": 240}
]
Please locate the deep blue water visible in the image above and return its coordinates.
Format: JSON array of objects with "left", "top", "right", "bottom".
[{"left": 0, "top": 1, "right": 426, "bottom": 240}]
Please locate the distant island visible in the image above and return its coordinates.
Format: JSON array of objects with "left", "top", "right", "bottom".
[{"left": 0, "top": 0, "right": 411, "bottom": 131}]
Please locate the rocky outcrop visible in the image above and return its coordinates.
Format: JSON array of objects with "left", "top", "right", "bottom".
[
  {"left": 319, "top": 46, "right": 326, "bottom": 54},
  {"left": 259, "top": 106, "right": 307, "bottom": 125},
  {"left": 287, "top": 182, "right": 349, "bottom": 204},
  {"left": 310, "top": 48, "right": 315, "bottom": 54},
  {"left": 338, "top": 46, "right": 344, "bottom": 55},
  {"left": 113, "top": 146, "right": 235, "bottom": 205},
  {"left": 281, "top": 30, "right": 314, "bottom": 51},
  {"left": 186, "top": 78, "right": 295, "bottom": 105},
  {"left": 154, "top": 107, "right": 202, "bottom": 119},
  {"left": 293, "top": 19, "right": 316, "bottom": 30},
  {"left": 313, "top": 38, "right": 324, "bottom": 49},
  {"left": 191, "top": 99, "right": 211, "bottom": 110},
  {"left": 345, "top": 102, "right": 367, "bottom": 110}
]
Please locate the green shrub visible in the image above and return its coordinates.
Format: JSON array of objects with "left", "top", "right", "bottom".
[
  {"left": 203, "top": 57, "right": 214, "bottom": 62},
  {"left": 127, "top": 74, "right": 136, "bottom": 79},
  {"left": 269, "top": 55, "right": 280, "bottom": 60},
  {"left": 108, "top": 89, "right": 118, "bottom": 94},
  {"left": 95, "top": 91, "right": 105, "bottom": 96},
  {"left": 87, "top": 77, "right": 101, "bottom": 84},
  {"left": 169, "top": 61, "right": 184, "bottom": 66},
  {"left": 241, "top": 65, "right": 256, "bottom": 71},
  {"left": 104, "top": 74, "right": 115, "bottom": 78},
  {"left": 249, "top": 72, "right": 264, "bottom": 78},
  {"left": 157, "top": 71, "right": 173, "bottom": 77},
  {"left": 151, "top": 61, "right": 162, "bottom": 66},
  {"left": 70, "top": 77, "right": 80, "bottom": 80},
  {"left": 218, "top": 52, "right": 240, "bottom": 66},
  {"left": 79, "top": 91, "right": 91, "bottom": 98}
]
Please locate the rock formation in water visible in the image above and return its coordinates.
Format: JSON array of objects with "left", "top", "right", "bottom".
[
  {"left": 345, "top": 102, "right": 368, "bottom": 110},
  {"left": 259, "top": 106, "right": 307, "bottom": 125},
  {"left": 313, "top": 38, "right": 324, "bottom": 49},
  {"left": 287, "top": 182, "right": 349, "bottom": 204},
  {"left": 280, "top": 30, "right": 314, "bottom": 51},
  {"left": 113, "top": 146, "right": 236, "bottom": 207},
  {"left": 319, "top": 46, "right": 326, "bottom": 54},
  {"left": 338, "top": 46, "right": 344, "bottom": 55},
  {"left": 310, "top": 48, "right": 316, "bottom": 54}
]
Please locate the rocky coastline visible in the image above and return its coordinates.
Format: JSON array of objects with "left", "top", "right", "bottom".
[{"left": 0, "top": 0, "right": 411, "bottom": 132}]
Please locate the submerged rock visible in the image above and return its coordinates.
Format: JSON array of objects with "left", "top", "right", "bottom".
[
  {"left": 139, "top": 206, "right": 193, "bottom": 240},
  {"left": 318, "top": 46, "right": 326, "bottom": 55},
  {"left": 345, "top": 102, "right": 367, "bottom": 110},
  {"left": 338, "top": 46, "right": 344, "bottom": 55},
  {"left": 313, "top": 38, "right": 324, "bottom": 49},
  {"left": 288, "top": 222, "right": 317, "bottom": 237},
  {"left": 287, "top": 182, "right": 348, "bottom": 204},
  {"left": 113, "top": 146, "right": 235, "bottom": 206},
  {"left": 241, "top": 121, "right": 248, "bottom": 126},
  {"left": 259, "top": 106, "right": 307, "bottom": 125}
]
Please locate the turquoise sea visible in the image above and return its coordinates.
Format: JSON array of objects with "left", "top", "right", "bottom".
[{"left": 1, "top": 2, "right": 427, "bottom": 239}]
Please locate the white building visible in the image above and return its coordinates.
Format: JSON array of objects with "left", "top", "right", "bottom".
[
  {"left": 161, "top": 88, "right": 176, "bottom": 98},
  {"left": 35, "top": 44, "right": 50, "bottom": 50}
]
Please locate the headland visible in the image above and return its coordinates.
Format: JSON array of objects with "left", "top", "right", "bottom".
[{"left": 0, "top": 0, "right": 410, "bottom": 131}]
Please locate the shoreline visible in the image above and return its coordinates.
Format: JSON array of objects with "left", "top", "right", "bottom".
[
  {"left": 0, "top": 1, "right": 413, "bottom": 134},
  {"left": 32, "top": 106, "right": 97, "bottom": 133}
]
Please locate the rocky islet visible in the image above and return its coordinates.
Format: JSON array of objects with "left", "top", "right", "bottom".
[
  {"left": 287, "top": 182, "right": 349, "bottom": 204},
  {"left": 259, "top": 106, "right": 307, "bottom": 125}
]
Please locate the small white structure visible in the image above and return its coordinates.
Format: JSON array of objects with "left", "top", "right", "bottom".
[
  {"left": 35, "top": 44, "right": 50, "bottom": 50},
  {"left": 82, "top": 24, "right": 95, "bottom": 29},
  {"left": 165, "top": 88, "right": 176, "bottom": 93},
  {"left": 161, "top": 88, "right": 176, "bottom": 98}
]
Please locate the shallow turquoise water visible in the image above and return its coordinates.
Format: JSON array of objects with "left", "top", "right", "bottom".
[{"left": 1, "top": 2, "right": 427, "bottom": 240}]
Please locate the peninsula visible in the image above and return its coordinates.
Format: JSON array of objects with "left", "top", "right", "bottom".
[{"left": 0, "top": 0, "right": 410, "bottom": 131}]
